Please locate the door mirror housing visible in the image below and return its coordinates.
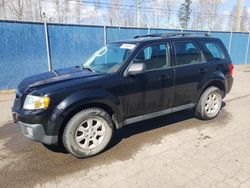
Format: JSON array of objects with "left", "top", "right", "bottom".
[{"left": 127, "top": 63, "right": 146, "bottom": 76}]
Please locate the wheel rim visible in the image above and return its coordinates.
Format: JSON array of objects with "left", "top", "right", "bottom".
[
  {"left": 205, "top": 92, "right": 221, "bottom": 117},
  {"left": 74, "top": 117, "right": 106, "bottom": 150}
]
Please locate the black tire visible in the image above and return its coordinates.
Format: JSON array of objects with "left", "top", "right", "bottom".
[
  {"left": 195, "top": 86, "right": 222, "bottom": 120},
  {"left": 62, "top": 108, "right": 114, "bottom": 158}
]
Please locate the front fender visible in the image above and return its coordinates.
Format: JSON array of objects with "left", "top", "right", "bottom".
[{"left": 49, "top": 89, "right": 121, "bottom": 135}]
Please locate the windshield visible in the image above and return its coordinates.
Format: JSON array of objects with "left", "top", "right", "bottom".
[{"left": 82, "top": 43, "right": 136, "bottom": 73}]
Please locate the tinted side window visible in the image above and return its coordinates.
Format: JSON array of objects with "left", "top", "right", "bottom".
[
  {"left": 134, "top": 43, "right": 171, "bottom": 71},
  {"left": 173, "top": 41, "right": 204, "bottom": 66},
  {"left": 203, "top": 42, "right": 226, "bottom": 60}
]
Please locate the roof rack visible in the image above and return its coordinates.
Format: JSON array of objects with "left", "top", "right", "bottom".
[
  {"left": 133, "top": 34, "right": 162, "bottom": 38},
  {"left": 162, "top": 32, "right": 210, "bottom": 38},
  {"left": 134, "top": 32, "right": 210, "bottom": 39}
]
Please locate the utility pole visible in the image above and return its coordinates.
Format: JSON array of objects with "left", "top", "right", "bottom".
[
  {"left": 136, "top": 0, "right": 140, "bottom": 27},
  {"left": 235, "top": 0, "right": 243, "bottom": 32}
]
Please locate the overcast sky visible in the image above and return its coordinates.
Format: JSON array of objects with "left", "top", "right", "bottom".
[
  {"left": 42, "top": 0, "right": 250, "bottom": 16},
  {"left": 219, "top": 0, "right": 250, "bottom": 13},
  {"left": 39, "top": 0, "right": 250, "bottom": 30}
]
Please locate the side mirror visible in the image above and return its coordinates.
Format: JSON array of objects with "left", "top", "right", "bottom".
[{"left": 127, "top": 63, "right": 146, "bottom": 76}]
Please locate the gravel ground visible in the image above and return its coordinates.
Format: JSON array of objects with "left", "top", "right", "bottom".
[{"left": 0, "top": 65, "right": 250, "bottom": 188}]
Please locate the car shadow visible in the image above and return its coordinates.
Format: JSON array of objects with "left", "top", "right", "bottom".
[
  {"left": 108, "top": 109, "right": 195, "bottom": 151},
  {"left": 43, "top": 102, "right": 227, "bottom": 154},
  {"left": 108, "top": 101, "right": 226, "bottom": 151},
  {"left": 44, "top": 109, "right": 195, "bottom": 154}
]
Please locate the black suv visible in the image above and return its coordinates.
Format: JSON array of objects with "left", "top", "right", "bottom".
[{"left": 12, "top": 33, "right": 234, "bottom": 158}]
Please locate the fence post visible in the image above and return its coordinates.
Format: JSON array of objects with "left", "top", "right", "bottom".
[
  {"left": 104, "top": 25, "right": 107, "bottom": 46},
  {"left": 147, "top": 27, "right": 150, "bottom": 35},
  {"left": 44, "top": 21, "right": 52, "bottom": 71},
  {"left": 228, "top": 31, "right": 233, "bottom": 54},
  {"left": 244, "top": 32, "right": 250, "bottom": 65}
]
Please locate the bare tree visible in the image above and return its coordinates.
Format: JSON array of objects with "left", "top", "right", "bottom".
[
  {"left": 207, "top": 0, "right": 223, "bottom": 30},
  {"left": 74, "top": 1, "right": 82, "bottom": 23},
  {"left": 0, "top": 0, "right": 241, "bottom": 32},
  {"left": 0, "top": 0, "right": 7, "bottom": 19},
  {"left": 24, "top": 0, "right": 34, "bottom": 20},
  {"left": 55, "top": 0, "right": 63, "bottom": 22},
  {"left": 34, "top": 0, "right": 43, "bottom": 21},
  {"left": 108, "top": 0, "right": 121, "bottom": 26},
  {"left": 240, "top": 7, "right": 250, "bottom": 32},
  {"left": 191, "top": 0, "right": 204, "bottom": 30},
  {"left": 164, "top": 0, "right": 175, "bottom": 28},
  {"left": 8, "top": 0, "right": 25, "bottom": 20},
  {"left": 140, "top": 1, "right": 160, "bottom": 28},
  {"left": 229, "top": 6, "right": 237, "bottom": 31},
  {"left": 230, "top": 6, "right": 250, "bottom": 32},
  {"left": 93, "top": 0, "right": 103, "bottom": 25},
  {"left": 193, "top": 0, "right": 223, "bottom": 30},
  {"left": 122, "top": 3, "right": 135, "bottom": 27},
  {"left": 124, "top": 11, "right": 135, "bottom": 26},
  {"left": 153, "top": 1, "right": 161, "bottom": 28},
  {"left": 63, "top": 0, "right": 70, "bottom": 22}
]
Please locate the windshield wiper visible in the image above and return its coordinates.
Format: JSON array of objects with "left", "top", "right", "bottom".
[{"left": 80, "top": 65, "right": 96, "bottom": 72}]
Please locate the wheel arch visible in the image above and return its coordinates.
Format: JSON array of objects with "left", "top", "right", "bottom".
[
  {"left": 204, "top": 80, "right": 225, "bottom": 96},
  {"left": 196, "top": 79, "right": 226, "bottom": 104},
  {"left": 57, "top": 101, "right": 120, "bottom": 144}
]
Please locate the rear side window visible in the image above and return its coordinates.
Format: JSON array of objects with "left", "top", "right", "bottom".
[
  {"left": 203, "top": 41, "right": 226, "bottom": 61},
  {"left": 173, "top": 41, "right": 204, "bottom": 66}
]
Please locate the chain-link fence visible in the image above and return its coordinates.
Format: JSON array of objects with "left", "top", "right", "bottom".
[{"left": 0, "top": 20, "right": 250, "bottom": 89}]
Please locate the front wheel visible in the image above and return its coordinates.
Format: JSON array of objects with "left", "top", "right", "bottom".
[
  {"left": 62, "top": 108, "right": 114, "bottom": 158},
  {"left": 195, "top": 86, "right": 223, "bottom": 120}
]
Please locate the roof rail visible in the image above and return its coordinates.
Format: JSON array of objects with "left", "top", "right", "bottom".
[
  {"left": 161, "top": 32, "right": 210, "bottom": 38},
  {"left": 133, "top": 34, "right": 162, "bottom": 38},
  {"left": 134, "top": 32, "right": 210, "bottom": 39}
]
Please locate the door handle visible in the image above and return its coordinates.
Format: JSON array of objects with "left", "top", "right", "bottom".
[
  {"left": 199, "top": 68, "right": 208, "bottom": 74},
  {"left": 159, "top": 75, "right": 171, "bottom": 81}
]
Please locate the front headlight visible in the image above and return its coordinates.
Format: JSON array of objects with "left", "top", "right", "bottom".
[{"left": 23, "top": 95, "right": 50, "bottom": 110}]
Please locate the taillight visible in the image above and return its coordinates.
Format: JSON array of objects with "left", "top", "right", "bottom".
[{"left": 228, "top": 63, "right": 234, "bottom": 76}]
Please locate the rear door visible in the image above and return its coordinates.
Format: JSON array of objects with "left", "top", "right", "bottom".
[{"left": 172, "top": 39, "right": 211, "bottom": 107}]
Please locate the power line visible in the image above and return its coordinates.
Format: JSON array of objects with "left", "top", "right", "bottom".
[{"left": 40, "top": 0, "right": 243, "bottom": 18}]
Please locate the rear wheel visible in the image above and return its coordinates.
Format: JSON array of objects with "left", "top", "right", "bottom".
[
  {"left": 62, "top": 108, "right": 114, "bottom": 158},
  {"left": 195, "top": 86, "right": 222, "bottom": 120}
]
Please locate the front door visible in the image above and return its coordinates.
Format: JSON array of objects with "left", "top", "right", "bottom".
[{"left": 121, "top": 42, "right": 175, "bottom": 120}]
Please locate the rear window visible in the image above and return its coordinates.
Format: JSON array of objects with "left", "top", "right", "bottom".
[{"left": 202, "top": 41, "right": 227, "bottom": 61}]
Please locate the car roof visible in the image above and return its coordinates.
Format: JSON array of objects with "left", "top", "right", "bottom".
[{"left": 112, "top": 33, "right": 219, "bottom": 45}]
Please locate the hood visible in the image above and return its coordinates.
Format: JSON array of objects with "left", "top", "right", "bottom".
[{"left": 18, "top": 66, "right": 101, "bottom": 93}]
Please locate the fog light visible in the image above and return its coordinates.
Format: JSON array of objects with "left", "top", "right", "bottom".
[{"left": 26, "top": 127, "right": 33, "bottom": 136}]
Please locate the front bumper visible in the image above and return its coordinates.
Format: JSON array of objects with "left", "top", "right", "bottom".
[{"left": 15, "top": 121, "right": 58, "bottom": 145}]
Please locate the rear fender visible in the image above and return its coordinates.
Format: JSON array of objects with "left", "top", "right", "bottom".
[{"left": 195, "top": 71, "right": 227, "bottom": 103}]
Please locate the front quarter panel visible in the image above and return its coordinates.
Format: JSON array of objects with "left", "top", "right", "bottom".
[{"left": 49, "top": 89, "right": 121, "bottom": 134}]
